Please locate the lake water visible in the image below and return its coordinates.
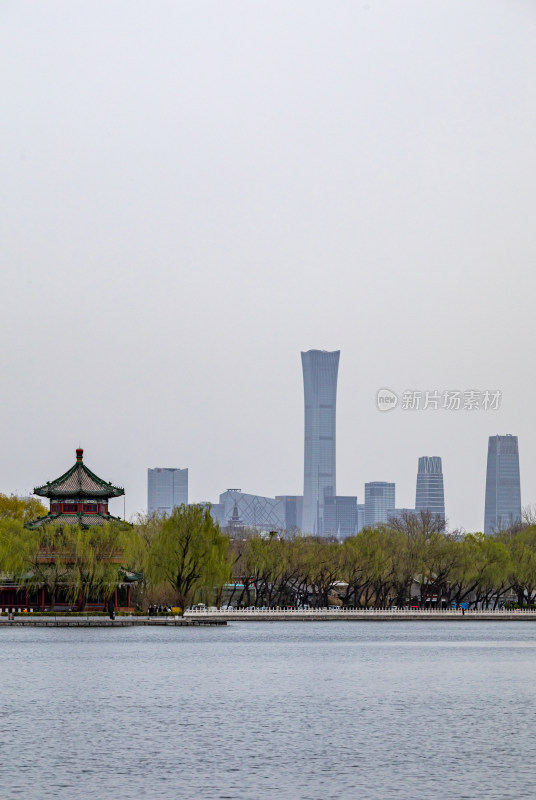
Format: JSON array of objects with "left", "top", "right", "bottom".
[{"left": 1, "top": 622, "right": 535, "bottom": 799}]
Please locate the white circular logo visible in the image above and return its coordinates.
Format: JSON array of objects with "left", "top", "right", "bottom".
[{"left": 376, "top": 388, "right": 398, "bottom": 412}]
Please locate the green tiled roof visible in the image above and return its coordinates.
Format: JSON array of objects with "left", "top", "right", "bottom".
[
  {"left": 25, "top": 511, "right": 123, "bottom": 530},
  {"left": 34, "top": 449, "right": 124, "bottom": 500}
]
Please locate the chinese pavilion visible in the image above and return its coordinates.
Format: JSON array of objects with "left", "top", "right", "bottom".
[
  {"left": 0, "top": 448, "right": 138, "bottom": 612},
  {"left": 26, "top": 448, "right": 124, "bottom": 529}
]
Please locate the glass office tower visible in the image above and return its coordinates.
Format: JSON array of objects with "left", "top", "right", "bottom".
[
  {"left": 323, "top": 496, "right": 358, "bottom": 540},
  {"left": 301, "top": 350, "right": 340, "bottom": 535},
  {"left": 147, "top": 468, "right": 188, "bottom": 515},
  {"left": 484, "top": 435, "right": 521, "bottom": 534},
  {"left": 415, "top": 456, "right": 445, "bottom": 520},
  {"left": 275, "top": 495, "right": 303, "bottom": 533},
  {"left": 364, "top": 482, "right": 395, "bottom": 527}
]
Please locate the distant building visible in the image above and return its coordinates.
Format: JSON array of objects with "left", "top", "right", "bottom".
[
  {"left": 415, "top": 456, "right": 445, "bottom": 520},
  {"left": 218, "top": 489, "right": 285, "bottom": 532},
  {"left": 301, "top": 349, "right": 340, "bottom": 535},
  {"left": 357, "top": 503, "right": 365, "bottom": 532},
  {"left": 323, "top": 496, "right": 358, "bottom": 540},
  {"left": 275, "top": 495, "right": 303, "bottom": 533},
  {"left": 198, "top": 502, "right": 227, "bottom": 528},
  {"left": 148, "top": 468, "right": 188, "bottom": 515},
  {"left": 484, "top": 435, "right": 521, "bottom": 534},
  {"left": 388, "top": 508, "right": 416, "bottom": 522},
  {"left": 364, "top": 482, "right": 395, "bottom": 527}
]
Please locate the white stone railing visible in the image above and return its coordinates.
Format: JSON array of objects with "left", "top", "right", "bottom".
[{"left": 185, "top": 606, "right": 536, "bottom": 615}]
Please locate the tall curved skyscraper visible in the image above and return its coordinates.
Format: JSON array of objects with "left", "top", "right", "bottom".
[
  {"left": 484, "top": 435, "right": 521, "bottom": 534},
  {"left": 301, "top": 349, "right": 340, "bottom": 535}
]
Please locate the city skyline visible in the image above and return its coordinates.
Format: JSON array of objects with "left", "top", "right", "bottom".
[
  {"left": 2, "top": 2, "right": 535, "bottom": 533},
  {"left": 24, "top": 405, "right": 526, "bottom": 535}
]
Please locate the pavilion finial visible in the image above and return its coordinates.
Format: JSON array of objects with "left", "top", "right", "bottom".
[{"left": 76, "top": 448, "right": 84, "bottom": 462}]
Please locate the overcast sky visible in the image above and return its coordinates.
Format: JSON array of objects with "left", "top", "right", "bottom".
[{"left": 1, "top": 0, "right": 535, "bottom": 530}]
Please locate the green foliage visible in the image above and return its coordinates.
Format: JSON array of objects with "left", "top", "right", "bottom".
[
  {"left": 0, "top": 494, "right": 47, "bottom": 524},
  {"left": 142, "top": 504, "right": 232, "bottom": 609},
  {"left": 226, "top": 521, "right": 536, "bottom": 610},
  {"left": 5, "top": 498, "right": 536, "bottom": 611},
  {"left": 66, "top": 521, "right": 137, "bottom": 609},
  {"left": 0, "top": 516, "right": 136, "bottom": 610},
  {"left": 0, "top": 517, "right": 28, "bottom": 574}
]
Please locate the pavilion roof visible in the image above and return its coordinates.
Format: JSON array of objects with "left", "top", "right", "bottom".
[
  {"left": 25, "top": 511, "right": 123, "bottom": 530},
  {"left": 33, "top": 449, "right": 124, "bottom": 500}
]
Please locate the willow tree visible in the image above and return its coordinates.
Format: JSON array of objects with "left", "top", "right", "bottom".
[
  {"left": 0, "top": 517, "right": 29, "bottom": 575},
  {"left": 0, "top": 494, "right": 47, "bottom": 524},
  {"left": 144, "top": 504, "right": 231, "bottom": 609},
  {"left": 0, "top": 518, "right": 74, "bottom": 604},
  {"left": 23, "top": 523, "right": 78, "bottom": 608},
  {"left": 0, "top": 519, "right": 134, "bottom": 610},
  {"left": 340, "top": 528, "right": 389, "bottom": 607},
  {"left": 68, "top": 521, "right": 136, "bottom": 610},
  {"left": 304, "top": 538, "right": 343, "bottom": 607},
  {"left": 505, "top": 526, "right": 536, "bottom": 606}
]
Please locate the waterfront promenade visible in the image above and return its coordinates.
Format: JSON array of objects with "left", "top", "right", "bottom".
[
  {"left": 2, "top": 608, "right": 536, "bottom": 625},
  {"left": 185, "top": 608, "right": 536, "bottom": 622}
]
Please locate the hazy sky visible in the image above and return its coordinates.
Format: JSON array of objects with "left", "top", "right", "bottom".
[{"left": 2, "top": 0, "right": 535, "bottom": 530}]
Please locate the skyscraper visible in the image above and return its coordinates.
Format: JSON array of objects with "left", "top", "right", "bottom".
[
  {"left": 484, "top": 435, "right": 521, "bottom": 534},
  {"left": 147, "top": 468, "right": 188, "bottom": 515},
  {"left": 364, "top": 482, "right": 395, "bottom": 527},
  {"left": 301, "top": 349, "right": 340, "bottom": 535},
  {"left": 323, "top": 496, "right": 358, "bottom": 540},
  {"left": 275, "top": 495, "right": 303, "bottom": 533},
  {"left": 415, "top": 456, "right": 445, "bottom": 520}
]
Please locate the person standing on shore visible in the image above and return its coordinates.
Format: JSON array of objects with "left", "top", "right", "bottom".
[{"left": 107, "top": 597, "right": 115, "bottom": 620}]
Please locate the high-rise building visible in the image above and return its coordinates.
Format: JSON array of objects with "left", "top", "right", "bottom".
[
  {"left": 364, "top": 482, "right": 395, "bottom": 527},
  {"left": 484, "top": 435, "right": 521, "bottom": 534},
  {"left": 415, "top": 456, "right": 445, "bottom": 520},
  {"left": 218, "top": 489, "right": 285, "bottom": 532},
  {"left": 147, "top": 468, "right": 188, "bottom": 515},
  {"left": 323, "top": 496, "right": 358, "bottom": 540},
  {"left": 301, "top": 349, "right": 340, "bottom": 535},
  {"left": 275, "top": 495, "right": 303, "bottom": 533}
]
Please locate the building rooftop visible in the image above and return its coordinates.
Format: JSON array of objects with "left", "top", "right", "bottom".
[{"left": 33, "top": 448, "right": 124, "bottom": 500}]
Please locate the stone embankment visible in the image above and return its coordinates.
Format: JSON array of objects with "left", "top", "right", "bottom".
[
  {"left": 185, "top": 608, "right": 536, "bottom": 622},
  {"left": 0, "top": 615, "right": 225, "bottom": 627},
  {"left": 3, "top": 609, "right": 535, "bottom": 626}
]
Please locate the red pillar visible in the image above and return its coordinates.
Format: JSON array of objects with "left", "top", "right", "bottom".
[
  {"left": 41, "top": 587, "right": 45, "bottom": 610},
  {"left": 127, "top": 585, "right": 131, "bottom": 609}
]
